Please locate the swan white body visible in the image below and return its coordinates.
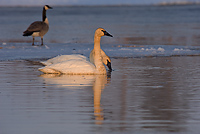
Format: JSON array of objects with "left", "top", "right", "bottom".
[
  {"left": 39, "top": 28, "right": 113, "bottom": 75},
  {"left": 40, "top": 59, "right": 96, "bottom": 74}
]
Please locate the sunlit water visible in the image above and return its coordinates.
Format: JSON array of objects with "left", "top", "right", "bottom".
[{"left": 1, "top": 4, "right": 200, "bottom": 134}]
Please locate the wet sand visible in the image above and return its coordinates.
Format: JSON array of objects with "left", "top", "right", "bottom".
[{"left": 1, "top": 56, "right": 200, "bottom": 134}]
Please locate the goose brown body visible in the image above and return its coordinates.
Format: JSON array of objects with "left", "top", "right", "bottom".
[{"left": 23, "top": 5, "right": 52, "bottom": 46}]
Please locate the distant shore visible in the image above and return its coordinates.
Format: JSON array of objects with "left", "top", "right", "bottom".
[
  {"left": 157, "top": 1, "right": 200, "bottom": 6},
  {"left": 0, "top": 2, "right": 200, "bottom": 7}
]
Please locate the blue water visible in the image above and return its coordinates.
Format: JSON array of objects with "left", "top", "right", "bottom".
[
  {"left": 0, "top": 5, "right": 200, "bottom": 61},
  {"left": 0, "top": 5, "right": 200, "bottom": 46}
]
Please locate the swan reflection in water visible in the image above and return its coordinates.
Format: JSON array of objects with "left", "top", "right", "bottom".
[{"left": 40, "top": 72, "right": 111, "bottom": 125}]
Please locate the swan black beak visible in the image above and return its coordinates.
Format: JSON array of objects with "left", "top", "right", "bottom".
[
  {"left": 107, "top": 59, "right": 112, "bottom": 71},
  {"left": 103, "top": 30, "right": 113, "bottom": 37}
]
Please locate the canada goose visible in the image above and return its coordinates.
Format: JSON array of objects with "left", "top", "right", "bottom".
[
  {"left": 23, "top": 5, "right": 52, "bottom": 46},
  {"left": 39, "top": 28, "right": 113, "bottom": 74}
]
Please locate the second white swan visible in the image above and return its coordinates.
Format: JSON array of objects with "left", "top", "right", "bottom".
[{"left": 39, "top": 28, "right": 113, "bottom": 74}]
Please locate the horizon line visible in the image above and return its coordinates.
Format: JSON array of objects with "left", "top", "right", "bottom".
[{"left": 0, "top": 2, "right": 200, "bottom": 7}]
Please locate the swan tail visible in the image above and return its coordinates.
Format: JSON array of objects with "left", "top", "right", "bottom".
[{"left": 39, "top": 67, "right": 61, "bottom": 74}]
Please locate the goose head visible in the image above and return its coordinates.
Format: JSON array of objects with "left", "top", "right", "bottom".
[
  {"left": 44, "top": 5, "right": 53, "bottom": 10},
  {"left": 95, "top": 28, "right": 113, "bottom": 37}
]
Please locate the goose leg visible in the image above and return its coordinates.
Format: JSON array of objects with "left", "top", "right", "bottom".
[
  {"left": 32, "top": 37, "right": 35, "bottom": 46},
  {"left": 41, "top": 37, "right": 43, "bottom": 46}
]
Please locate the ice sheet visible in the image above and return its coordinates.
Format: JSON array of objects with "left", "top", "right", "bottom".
[{"left": 1, "top": 43, "right": 200, "bottom": 61}]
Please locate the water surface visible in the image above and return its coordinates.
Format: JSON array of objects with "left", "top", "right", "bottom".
[
  {"left": 1, "top": 56, "right": 200, "bottom": 134},
  {"left": 0, "top": 5, "right": 200, "bottom": 45}
]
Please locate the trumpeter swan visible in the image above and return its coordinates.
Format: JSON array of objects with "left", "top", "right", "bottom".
[{"left": 39, "top": 28, "right": 113, "bottom": 74}]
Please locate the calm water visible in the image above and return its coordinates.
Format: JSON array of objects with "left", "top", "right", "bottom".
[
  {"left": 1, "top": 57, "right": 200, "bottom": 134},
  {"left": 0, "top": 5, "right": 200, "bottom": 45},
  {"left": 1, "top": 4, "right": 200, "bottom": 134}
]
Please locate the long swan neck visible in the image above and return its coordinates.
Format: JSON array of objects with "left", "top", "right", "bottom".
[
  {"left": 94, "top": 35, "right": 101, "bottom": 50},
  {"left": 42, "top": 8, "right": 49, "bottom": 24},
  {"left": 93, "top": 34, "right": 106, "bottom": 74}
]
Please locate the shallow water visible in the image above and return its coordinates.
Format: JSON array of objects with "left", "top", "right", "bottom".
[
  {"left": 0, "top": 5, "right": 200, "bottom": 46},
  {"left": 1, "top": 56, "right": 200, "bottom": 134}
]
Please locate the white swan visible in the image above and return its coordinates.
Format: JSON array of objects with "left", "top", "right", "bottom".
[{"left": 39, "top": 28, "right": 113, "bottom": 74}]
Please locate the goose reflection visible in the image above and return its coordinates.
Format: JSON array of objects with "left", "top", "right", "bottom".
[{"left": 40, "top": 73, "right": 111, "bottom": 125}]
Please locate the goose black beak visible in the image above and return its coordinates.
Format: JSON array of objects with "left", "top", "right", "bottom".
[
  {"left": 107, "top": 59, "right": 112, "bottom": 71},
  {"left": 46, "top": 5, "right": 53, "bottom": 9},
  {"left": 103, "top": 30, "right": 113, "bottom": 37}
]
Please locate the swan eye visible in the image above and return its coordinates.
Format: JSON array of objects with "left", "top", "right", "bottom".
[{"left": 101, "top": 30, "right": 108, "bottom": 35}]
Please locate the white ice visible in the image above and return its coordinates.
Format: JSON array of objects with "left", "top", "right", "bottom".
[{"left": 0, "top": 43, "right": 200, "bottom": 61}]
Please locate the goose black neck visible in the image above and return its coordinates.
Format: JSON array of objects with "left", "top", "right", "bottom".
[{"left": 42, "top": 7, "right": 47, "bottom": 22}]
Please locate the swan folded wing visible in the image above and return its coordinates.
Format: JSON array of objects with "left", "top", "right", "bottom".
[
  {"left": 41, "top": 54, "right": 88, "bottom": 66},
  {"left": 39, "top": 59, "right": 96, "bottom": 74}
]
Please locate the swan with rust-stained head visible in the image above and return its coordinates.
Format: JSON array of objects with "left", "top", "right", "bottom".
[
  {"left": 39, "top": 28, "right": 113, "bottom": 74},
  {"left": 23, "top": 5, "right": 52, "bottom": 46}
]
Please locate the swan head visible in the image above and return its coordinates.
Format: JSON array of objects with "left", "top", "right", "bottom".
[
  {"left": 95, "top": 28, "right": 113, "bottom": 37},
  {"left": 44, "top": 5, "right": 53, "bottom": 10}
]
